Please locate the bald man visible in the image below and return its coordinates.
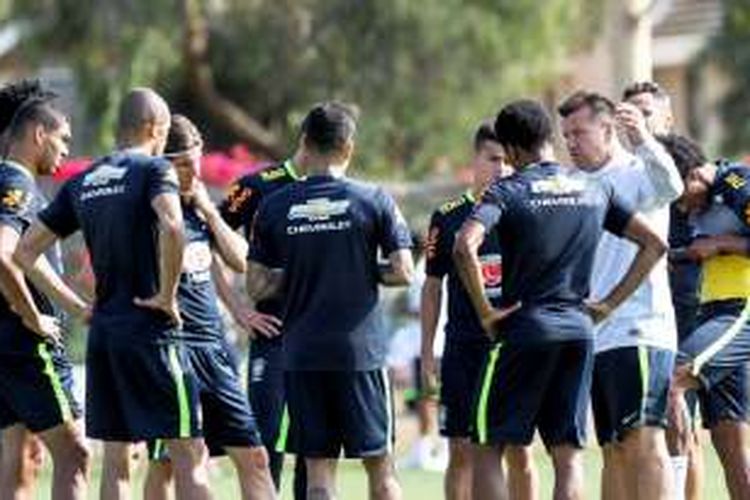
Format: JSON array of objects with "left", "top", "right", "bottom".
[{"left": 13, "top": 88, "right": 215, "bottom": 500}]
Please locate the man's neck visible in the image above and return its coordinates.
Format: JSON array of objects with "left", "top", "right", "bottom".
[
  {"left": 517, "top": 148, "right": 556, "bottom": 170},
  {"left": 117, "top": 142, "right": 152, "bottom": 156},
  {"left": 302, "top": 157, "right": 346, "bottom": 178}
]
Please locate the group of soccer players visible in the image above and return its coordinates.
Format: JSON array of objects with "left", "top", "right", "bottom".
[{"left": 0, "top": 75, "right": 748, "bottom": 500}]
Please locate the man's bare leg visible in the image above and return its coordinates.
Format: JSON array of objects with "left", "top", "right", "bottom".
[
  {"left": 710, "top": 421, "right": 750, "bottom": 499},
  {"left": 144, "top": 461, "right": 173, "bottom": 500},
  {"left": 445, "top": 438, "right": 472, "bottom": 500},
  {"left": 506, "top": 445, "right": 538, "bottom": 500},
  {"left": 363, "top": 454, "right": 401, "bottom": 500},
  {"left": 0, "top": 426, "right": 44, "bottom": 500},
  {"left": 306, "top": 458, "right": 338, "bottom": 500},
  {"left": 37, "top": 421, "right": 89, "bottom": 500},
  {"left": 549, "top": 445, "right": 584, "bottom": 500},
  {"left": 601, "top": 444, "right": 627, "bottom": 500},
  {"left": 472, "top": 444, "right": 507, "bottom": 500},
  {"left": 226, "top": 445, "right": 277, "bottom": 499},
  {"left": 620, "top": 427, "right": 673, "bottom": 500},
  {"left": 666, "top": 391, "right": 703, "bottom": 500},
  {"left": 101, "top": 442, "right": 133, "bottom": 500},
  {"left": 164, "top": 438, "right": 212, "bottom": 500}
]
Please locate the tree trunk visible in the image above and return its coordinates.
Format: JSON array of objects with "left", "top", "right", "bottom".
[
  {"left": 612, "top": 0, "right": 656, "bottom": 89},
  {"left": 180, "top": 0, "right": 284, "bottom": 159}
]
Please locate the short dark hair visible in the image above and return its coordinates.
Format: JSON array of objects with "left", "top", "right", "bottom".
[
  {"left": 473, "top": 120, "right": 499, "bottom": 151},
  {"left": 7, "top": 99, "right": 65, "bottom": 141},
  {"left": 622, "top": 81, "right": 668, "bottom": 101},
  {"left": 557, "top": 90, "right": 615, "bottom": 119},
  {"left": 301, "top": 101, "right": 358, "bottom": 154},
  {"left": 165, "top": 114, "right": 203, "bottom": 156},
  {"left": 493, "top": 100, "right": 552, "bottom": 153},
  {"left": 0, "top": 80, "right": 57, "bottom": 135},
  {"left": 656, "top": 133, "right": 707, "bottom": 179}
]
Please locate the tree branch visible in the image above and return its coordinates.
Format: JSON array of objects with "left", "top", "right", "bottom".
[{"left": 180, "top": 0, "right": 283, "bottom": 159}]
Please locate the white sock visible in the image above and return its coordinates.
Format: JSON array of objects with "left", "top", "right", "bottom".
[{"left": 671, "top": 456, "right": 688, "bottom": 500}]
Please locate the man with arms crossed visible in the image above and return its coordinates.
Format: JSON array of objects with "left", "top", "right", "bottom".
[
  {"left": 455, "top": 99, "right": 667, "bottom": 500},
  {"left": 14, "top": 88, "right": 211, "bottom": 500},
  {"left": 247, "top": 102, "right": 413, "bottom": 500},
  {"left": 421, "top": 121, "right": 538, "bottom": 500},
  {"left": 0, "top": 83, "right": 89, "bottom": 500},
  {"left": 559, "top": 91, "right": 682, "bottom": 500}
]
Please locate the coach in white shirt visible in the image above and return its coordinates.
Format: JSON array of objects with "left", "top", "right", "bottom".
[{"left": 559, "top": 90, "right": 683, "bottom": 500}]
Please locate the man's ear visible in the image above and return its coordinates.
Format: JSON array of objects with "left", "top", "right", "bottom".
[
  {"left": 339, "top": 138, "right": 355, "bottom": 164},
  {"left": 33, "top": 124, "right": 47, "bottom": 147}
]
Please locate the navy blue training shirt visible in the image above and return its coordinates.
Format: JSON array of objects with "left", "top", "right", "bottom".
[
  {"left": 425, "top": 191, "right": 502, "bottom": 346},
  {"left": 248, "top": 174, "right": 413, "bottom": 371},
  {"left": 39, "top": 151, "right": 179, "bottom": 317},
  {"left": 471, "top": 161, "right": 633, "bottom": 344},
  {"left": 0, "top": 161, "right": 62, "bottom": 321},
  {"left": 219, "top": 160, "right": 298, "bottom": 320},
  {"left": 176, "top": 202, "right": 224, "bottom": 343}
]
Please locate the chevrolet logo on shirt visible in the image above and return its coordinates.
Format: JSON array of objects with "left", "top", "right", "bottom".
[
  {"left": 530, "top": 176, "right": 585, "bottom": 195},
  {"left": 83, "top": 164, "right": 128, "bottom": 187},
  {"left": 288, "top": 198, "right": 350, "bottom": 221}
]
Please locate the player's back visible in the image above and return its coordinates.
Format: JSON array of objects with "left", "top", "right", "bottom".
[
  {"left": 41, "top": 151, "right": 177, "bottom": 317},
  {"left": 477, "top": 161, "right": 627, "bottom": 343},
  {"left": 253, "top": 174, "right": 410, "bottom": 370}
]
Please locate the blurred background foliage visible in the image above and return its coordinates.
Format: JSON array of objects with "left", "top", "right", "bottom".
[
  {"left": 710, "top": 0, "right": 750, "bottom": 156},
  {"left": 5, "top": 0, "right": 603, "bottom": 177}
]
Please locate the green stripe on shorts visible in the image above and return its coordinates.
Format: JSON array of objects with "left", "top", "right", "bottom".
[
  {"left": 638, "top": 346, "right": 650, "bottom": 421},
  {"left": 275, "top": 405, "right": 290, "bottom": 453},
  {"left": 167, "top": 345, "right": 191, "bottom": 438},
  {"left": 693, "top": 298, "right": 750, "bottom": 375},
  {"left": 476, "top": 343, "right": 502, "bottom": 445},
  {"left": 37, "top": 343, "right": 72, "bottom": 422}
]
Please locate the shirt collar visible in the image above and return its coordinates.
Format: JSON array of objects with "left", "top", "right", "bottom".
[
  {"left": 283, "top": 159, "right": 301, "bottom": 180},
  {"left": 2, "top": 159, "right": 35, "bottom": 182}
]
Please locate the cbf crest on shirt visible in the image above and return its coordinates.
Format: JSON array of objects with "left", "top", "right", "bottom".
[{"left": 249, "top": 175, "right": 412, "bottom": 371}]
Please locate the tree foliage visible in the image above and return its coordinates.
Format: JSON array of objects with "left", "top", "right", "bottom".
[
  {"left": 7, "top": 0, "right": 602, "bottom": 175},
  {"left": 711, "top": 0, "right": 750, "bottom": 156}
]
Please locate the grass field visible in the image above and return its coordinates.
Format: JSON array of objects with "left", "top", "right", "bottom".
[{"left": 32, "top": 438, "right": 732, "bottom": 499}]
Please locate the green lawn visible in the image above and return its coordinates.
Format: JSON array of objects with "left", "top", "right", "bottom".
[{"left": 33, "top": 441, "right": 731, "bottom": 499}]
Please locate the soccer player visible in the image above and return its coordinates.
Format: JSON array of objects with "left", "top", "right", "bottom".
[
  {"left": 660, "top": 134, "right": 750, "bottom": 499},
  {"left": 142, "top": 115, "right": 277, "bottom": 499},
  {"left": 421, "top": 121, "right": 538, "bottom": 500},
  {"left": 0, "top": 82, "right": 89, "bottom": 500},
  {"left": 624, "top": 81, "right": 703, "bottom": 500},
  {"left": 13, "top": 88, "right": 211, "bottom": 500},
  {"left": 247, "top": 102, "right": 413, "bottom": 500},
  {"left": 219, "top": 119, "right": 306, "bottom": 498},
  {"left": 559, "top": 91, "right": 682, "bottom": 500},
  {"left": 455, "top": 99, "right": 667, "bottom": 500}
]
